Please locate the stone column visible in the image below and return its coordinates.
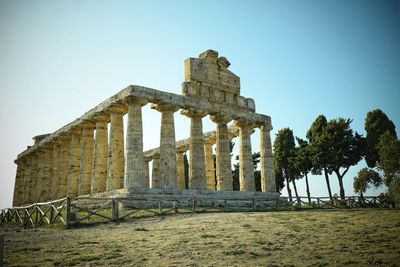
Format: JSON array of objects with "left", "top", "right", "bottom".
[
  {"left": 67, "top": 130, "right": 81, "bottom": 197},
  {"left": 12, "top": 160, "right": 24, "bottom": 206},
  {"left": 183, "top": 110, "right": 207, "bottom": 190},
  {"left": 35, "top": 150, "right": 45, "bottom": 202},
  {"left": 176, "top": 151, "right": 186, "bottom": 189},
  {"left": 41, "top": 146, "right": 53, "bottom": 201},
  {"left": 125, "top": 98, "right": 147, "bottom": 190},
  {"left": 260, "top": 123, "right": 276, "bottom": 192},
  {"left": 58, "top": 136, "right": 71, "bottom": 198},
  {"left": 49, "top": 142, "right": 61, "bottom": 200},
  {"left": 151, "top": 154, "right": 160, "bottom": 188},
  {"left": 152, "top": 104, "right": 178, "bottom": 189},
  {"left": 21, "top": 158, "right": 31, "bottom": 205},
  {"left": 78, "top": 123, "right": 95, "bottom": 196},
  {"left": 91, "top": 117, "right": 109, "bottom": 194},
  {"left": 107, "top": 108, "right": 125, "bottom": 191},
  {"left": 235, "top": 121, "right": 255, "bottom": 192},
  {"left": 210, "top": 115, "right": 232, "bottom": 191},
  {"left": 204, "top": 138, "right": 216, "bottom": 190},
  {"left": 144, "top": 158, "right": 150, "bottom": 189},
  {"left": 28, "top": 154, "right": 38, "bottom": 203}
]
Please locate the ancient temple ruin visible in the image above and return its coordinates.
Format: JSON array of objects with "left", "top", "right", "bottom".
[{"left": 12, "top": 49, "right": 277, "bottom": 207}]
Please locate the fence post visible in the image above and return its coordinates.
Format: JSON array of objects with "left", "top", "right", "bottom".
[
  {"left": 0, "top": 234, "right": 4, "bottom": 267},
  {"left": 34, "top": 205, "right": 39, "bottom": 226},
  {"left": 112, "top": 198, "right": 119, "bottom": 222},
  {"left": 65, "top": 197, "right": 71, "bottom": 229},
  {"left": 50, "top": 202, "right": 54, "bottom": 225},
  {"left": 158, "top": 200, "right": 162, "bottom": 214},
  {"left": 192, "top": 198, "right": 197, "bottom": 212}
]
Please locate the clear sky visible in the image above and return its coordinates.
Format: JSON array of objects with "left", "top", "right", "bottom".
[{"left": 1, "top": 0, "right": 399, "bottom": 209}]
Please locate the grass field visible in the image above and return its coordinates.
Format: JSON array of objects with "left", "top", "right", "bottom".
[{"left": 1, "top": 209, "right": 400, "bottom": 266}]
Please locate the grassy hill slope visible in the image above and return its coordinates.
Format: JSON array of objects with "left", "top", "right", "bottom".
[{"left": 1, "top": 209, "right": 400, "bottom": 266}]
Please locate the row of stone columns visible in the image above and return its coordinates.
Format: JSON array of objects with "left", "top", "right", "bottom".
[{"left": 13, "top": 97, "right": 276, "bottom": 206}]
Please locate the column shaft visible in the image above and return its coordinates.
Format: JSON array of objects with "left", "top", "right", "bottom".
[
  {"left": 125, "top": 100, "right": 147, "bottom": 189},
  {"left": 204, "top": 141, "right": 215, "bottom": 190},
  {"left": 176, "top": 152, "right": 186, "bottom": 189},
  {"left": 260, "top": 124, "right": 276, "bottom": 192},
  {"left": 151, "top": 155, "right": 160, "bottom": 188},
  {"left": 12, "top": 162, "right": 23, "bottom": 206},
  {"left": 107, "top": 112, "right": 125, "bottom": 191},
  {"left": 238, "top": 123, "right": 255, "bottom": 191},
  {"left": 211, "top": 116, "right": 232, "bottom": 191},
  {"left": 58, "top": 138, "right": 70, "bottom": 198},
  {"left": 144, "top": 159, "right": 150, "bottom": 189},
  {"left": 78, "top": 126, "right": 95, "bottom": 195},
  {"left": 91, "top": 120, "right": 108, "bottom": 193},
  {"left": 41, "top": 148, "right": 53, "bottom": 201},
  {"left": 35, "top": 151, "right": 45, "bottom": 202},
  {"left": 158, "top": 107, "right": 177, "bottom": 189},
  {"left": 189, "top": 115, "right": 207, "bottom": 189},
  {"left": 50, "top": 143, "right": 61, "bottom": 200},
  {"left": 28, "top": 155, "right": 38, "bottom": 203},
  {"left": 67, "top": 132, "right": 81, "bottom": 197},
  {"left": 22, "top": 159, "right": 31, "bottom": 204}
]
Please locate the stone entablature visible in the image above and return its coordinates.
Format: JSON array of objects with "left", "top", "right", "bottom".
[
  {"left": 12, "top": 49, "right": 275, "bottom": 207},
  {"left": 183, "top": 50, "right": 255, "bottom": 110}
]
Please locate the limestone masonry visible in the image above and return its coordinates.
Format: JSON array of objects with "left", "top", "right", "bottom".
[{"left": 12, "top": 49, "right": 276, "bottom": 206}]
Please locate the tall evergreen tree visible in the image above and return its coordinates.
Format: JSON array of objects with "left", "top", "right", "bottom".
[
  {"left": 291, "top": 137, "right": 313, "bottom": 204},
  {"left": 306, "top": 115, "right": 333, "bottom": 199},
  {"left": 376, "top": 131, "right": 400, "bottom": 186},
  {"left": 365, "top": 109, "right": 397, "bottom": 168},
  {"left": 274, "top": 128, "right": 297, "bottom": 202},
  {"left": 183, "top": 153, "right": 189, "bottom": 189},
  {"left": 321, "top": 118, "right": 365, "bottom": 200}
]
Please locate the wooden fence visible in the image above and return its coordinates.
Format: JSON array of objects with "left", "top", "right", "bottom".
[
  {"left": 0, "top": 194, "right": 392, "bottom": 228},
  {"left": 66, "top": 194, "right": 284, "bottom": 228},
  {"left": 0, "top": 197, "right": 67, "bottom": 228},
  {"left": 288, "top": 196, "right": 391, "bottom": 209}
]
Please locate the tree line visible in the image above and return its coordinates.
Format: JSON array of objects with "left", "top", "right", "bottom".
[{"left": 274, "top": 109, "right": 400, "bottom": 206}]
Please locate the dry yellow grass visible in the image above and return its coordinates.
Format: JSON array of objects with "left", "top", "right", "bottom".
[{"left": 1, "top": 209, "right": 400, "bottom": 266}]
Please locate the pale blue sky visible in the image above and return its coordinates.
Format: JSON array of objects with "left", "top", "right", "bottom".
[{"left": 1, "top": 0, "right": 399, "bottom": 208}]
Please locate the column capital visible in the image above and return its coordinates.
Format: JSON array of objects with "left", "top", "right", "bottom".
[
  {"left": 152, "top": 153, "right": 160, "bottom": 160},
  {"left": 176, "top": 146, "right": 188, "bottom": 154},
  {"left": 58, "top": 134, "right": 72, "bottom": 143},
  {"left": 180, "top": 108, "right": 207, "bottom": 118},
  {"left": 151, "top": 103, "right": 179, "bottom": 112},
  {"left": 50, "top": 137, "right": 63, "bottom": 146},
  {"left": 14, "top": 157, "right": 26, "bottom": 165},
  {"left": 234, "top": 120, "right": 257, "bottom": 129},
  {"left": 205, "top": 135, "right": 216, "bottom": 145},
  {"left": 259, "top": 122, "right": 273, "bottom": 132},
  {"left": 68, "top": 127, "right": 82, "bottom": 136},
  {"left": 210, "top": 114, "right": 231, "bottom": 124},
  {"left": 35, "top": 148, "right": 46, "bottom": 155},
  {"left": 106, "top": 103, "right": 128, "bottom": 114},
  {"left": 80, "top": 120, "right": 96, "bottom": 129},
  {"left": 92, "top": 113, "right": 111, "bottom": 123},
  {"left": 125, "top": 96, "right": 148, "bottom": 106}
]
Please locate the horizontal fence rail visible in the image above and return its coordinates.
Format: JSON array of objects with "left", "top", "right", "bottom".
[
  {"left": 0, "top": 197, "right": 68, "bottom": 228},
  {"left": 0, "top": 195, "right": 393, "bottom": 228},
  {"left": 288, "top": 196, "right": 392, "bottom": 209},
  {"left": 67, "top": 194, "right": 285, "bottom": 227}
]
